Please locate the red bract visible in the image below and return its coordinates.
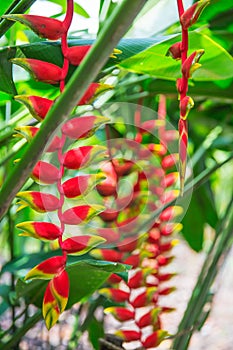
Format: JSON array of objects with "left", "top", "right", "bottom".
[
  {"left": 61, "top": 235, "right": 105, "bottom": 255},
  {"left": 16, "top": 221, "right": 61, "bottom": 241},
  {"left": 96, "top": 162, "right": 117, "bottom": 196},
  {"left": 62, "top": 115, "right": 109, "bottom": 139},
  {"left": 63, "top": 145, "right": 106, "bottom": 170},
  {"left": 78, "top": 83, "right": 112, "bottom": 105},
  {"left": 62, "top": 174, "right": 105, "bottom": 198},
  {"left": 15, "top": 95, "right": 53, "bottom": 121},
  {"left": 16, "top": 191, "right": 60, "bottom": 213},
  {"left": 3, "top": 14, "right": 66, "bottom": 40},
  {"left": 25, "top": 256, "right": 66, "bottom": 280},
  {"left": 62, "top": 205, "right": 104, "bottom": 225},
  {"left": 66, "top": 45, "right": 91, "bottom": 65},
  {"left": 180, "top": 0, "right": 210, "bottom": 29},
  {"left": 116, "top": 330, "right": 141, "bottom": 342},
  {"left": 99, "top": 288, "right": 130, "bottom": 302},
  {"left": 166, "top": 42, "right": 182, "bottom": 60},
  {"left": 105, "top": 307, "right": 135, "bottom": 322},
  {"left": 90, "top": 249, "right": 123, "bottom": 262},
  {"left": 32, "top": 161, "right": 59, "bottom": 185},
  {"left": 11, "top": 58, "right": 64, "bottom": 84}
]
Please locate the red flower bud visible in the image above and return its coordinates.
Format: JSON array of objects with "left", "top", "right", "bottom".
[
  {"left": 61, "top": 235, "right": 105, "bottom": 255},
  {"left": 115, "top": 330, "right": 141, "bottom": 342},
  {"left": 63, "top": 145, "right": 106, "bottom": 170},
  {"left": 78, "top": 83, "right": 112, "bottom": 105},
  {"left": 180, "top": 1, "right": 210, "bottom": 29},
  {"left": 96, "top": 162, "right": 117, "bottom": 196},
  {"left": 3, "top": 14, "right": 66, "bottom": 40},
  {"left": 107, "top": 273, "right": 122, "bottom": 284},
  {"left": 62, "top": 173, "right": 105, "bottom": 198},
  {"left": 16, "top": 221, "right": 61, "bottom": 241},
  {"left": 159, "top": 286, "right": 176, "bottom": 295},
  {"left": 62, "top": 115, "right": 109, "bottom": 139},
  {"left": 14, "top": 95, "right": 53, "bottom": 121},
  {"left": 62, "top": 205, "right": 104, "bottom": 225},
  {"left": 166, "top": 42, "right": 182, "bottom": 60},
  {"left": 11, "top": 58, "right": 64, "bottom": 84},
  {"left": 182, "top": 50, "right": 204, "bottom": 79},
  {"left": 32, "top": 161, "right": 59, "bottom": 185},
  {"left": 99, "top": 288, "right": 129, "bottom": 302},
  {"left": 16, "top": 191, "right": 60, "bottom": 213},
  {"left": 105, "top": 307, "right": 135, "bottom": 322}
]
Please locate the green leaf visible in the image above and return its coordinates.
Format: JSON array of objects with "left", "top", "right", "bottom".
[
  {"left": 88, "top": 317, "right": 104, "bottom": 350},
  {"left": 119, "top": 31, "right": 233, "bottom": 81},
  {"left": 182, "top": 186, "right": 218, "bottom": 251},
  {"left": 0, "top": 46, "right": 17, "bottom": 95},
  {"left": 16, "top": 260, "right": 129, "bottom": 309},
  {"left": 0, "top": 0, "right": 12, "bottom": 17}
]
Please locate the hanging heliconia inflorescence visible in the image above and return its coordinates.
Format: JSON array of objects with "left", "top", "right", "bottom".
[
  {"left": 90, "top": 96, "right": 183, "bottom": 349},
  {"left": 5, "top": 0, "right": 119, "bottom": 329},
  {"left": 166, "top": 0, "right": 209, "bottom": 195}
]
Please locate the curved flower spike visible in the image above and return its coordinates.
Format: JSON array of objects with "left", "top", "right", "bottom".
[
  {"left": 61, "top": 235, "right": 106, "bottom": 255},
  {"left": 62, "top": 204, "right": 105, "bottom": 225},
  {"left": 62, "top": 115, "right": 110, "bottom": 140},
  {"left": 11, "top": 58, "right": 63, "bottom": 84},
  {"left": 180, "top": 0, "right": 210, "bottom": 30},
  {"left": 62, "top": 173, "right": 105, "bottom": 198},
  {"left": 14, "top": 95, "right": 53, "bottom": 121},
  {"left": 25, "top": 256, "right": 66, "bottom": 280},
  {"left": 43, "top": 270, "right": 69, "bottom": 330},
  {"left": 63, "top": 145, "right": 107, "bottom": 170},
  {"left": 2, "top": 14, "right": 66, "bottom": 40},
  {"left": 32, "top": 161, "right": 59, "bottom": 185},
  {"left": 16, "top": 221, "right": 61, "bottom": 241},
  {"left": 16, "top": 191, "right": 60, "bottom": 213}
]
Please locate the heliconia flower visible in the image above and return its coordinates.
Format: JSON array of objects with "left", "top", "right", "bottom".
[
  {"left": 43, "top": 270, "right": 69, "bottom": 330},
  {"left": 105, "top": 307, "right": 135, "bottom": 322},
  {"left": 179, "top": 118, "right": 188, "bottom": 195},
  {"left": 32, "top": 161, "right": 59, "bottom": 185},
  {"left": 137, "top": 308, "right": 161, "bottom": 328},
  {"left": 161, "top": 153, "right": 179, "bottom": 169},
  {"left": 159, "top": 286, "right": 176, "bottom": 295},
  {"left": 78, "top": 83, "right": 112, "bottom": 105},
  {"left": 142, "top": 330, "right": 168, "bottom": 348},
  {"left": 90, "top": 249, "right": 123, "bottom": 262},
  {"left": 96, "top": 162, "right": 117, "bottom": 196},
  {"left": 16, "top": 221, "right": 61, "bottom": 241},
  {"left": 11, "top": 58, "right": 64, "bottom": 84},
  {"left": 147, "top": 143, "right": 167, "bottom": 157},
  {"left": 62, "top": 205, "right": 104, "bottom": 225},
  {"left": 180, "top": 0, "right": 210, "bottom": 30},
  {"left": 115, "top": 330, "right": 141, "bottom": 342},
  {"left": 160, "top": 239, "right": 179, "bottom": 253},
  {"left": 130, "top": 287, "right": 157, "bottom": 308},
  {"left": 66, "top": 45, "right": 122, "bottom": 65},
  {"left": 123, "top": 254, "right": 140, "bottom": 268},
  {"left": 159, "top": 206, "right": 183, "bottom": 222},
  {"left": 25, "top": 256, "right": 65, "bottom": 280},
  {"left": 127, "top": 269, "right": 143, "bottom": 288},
  {"left": 176, "top": 77, "right": 187, "bottom": 96},
  {"left": 61, "top": 235, "right": 106, "bottom": 255},
  {"left": 157, "top": 255, "right": 174, "bottom": 266},
  {"left": 61, "top": 115, "right": 110, "bottom": 139},
  {"left": 63, "top": 145, "right": 106, "bottom": 170},
  {"left": 157, "top": 272, "right": 177, "bottom": 282},
  {"left": 14, "top": 95, "right": 53, "bottom": 121},
  {"left": 111, "top": 159, "right": 134, "bottom": 177},
  {"left": 14, "top": 126, "right": 39, "bottom": 142},
  {"left": 62, "top": 173, "right": 105, "bottom": 198},
  {"left": 162, "top": 172, "right": 179, "bottom": 188},
  {"left": 16, "top": 191, "right": 60, "bottom": 213},
  {"left": 166, "top": 42, "right": 182, "bottom": 60},
  {"left": 99, "top": 208, "right": 119, "bottom": 222},
  {"left": 182, "top": 50, "right": 205, "bottom": 79},
  {"left": 2, "top": 14, "right": 67, "bottom": 40},
  {"left": 107, "top": 273, "right": 122, "bottom": 284},
  {"left": 160, "top": 223, "right": 183, "bottom": 236},
  {"left": 99, "top": 288, "right": 130, "bottom": 302}
]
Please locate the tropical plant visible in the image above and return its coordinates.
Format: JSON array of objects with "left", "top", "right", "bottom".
[{"left": 0, "top": 0, "right": 232, "bottom": 349}]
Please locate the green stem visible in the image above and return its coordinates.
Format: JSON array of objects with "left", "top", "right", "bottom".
[
  {"left": 0, "top": 311, "right": 42, "bottom": 350},
  {"left": 0, "top": 0, "right": 147, "bottom": 221},
  {"left": 172, "top": 205, "right": 233, "bottom": 350},
  {"left": 0, "top": 0, "right": 37, "bottom": 38}
]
